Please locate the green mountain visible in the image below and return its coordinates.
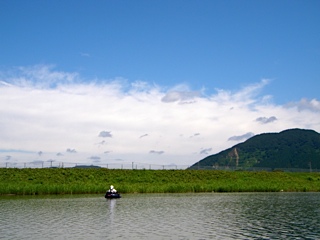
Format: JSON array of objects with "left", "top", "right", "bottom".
[{"left": 190, "top": 129, "right": 320, "bottom": 170}]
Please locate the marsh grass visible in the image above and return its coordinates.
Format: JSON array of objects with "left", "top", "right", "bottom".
[{"left": 0, "top": 168, "right": 320, "bottom": 195}]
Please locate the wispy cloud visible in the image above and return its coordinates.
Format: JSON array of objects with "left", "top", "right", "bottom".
[
  {"left": 286, "top": 98, "right": 320, "bottom": 112},
  {"left": 228, "top": 132, "right": 255, "bottom": 141},
  {"left": 3, "top": 64, "right": 79, "bottom": 88},
  {"left": 139, "top": 134, "right": 149, "bottom": 138},
  {"left": 99, "top": 131, "right": 112, "bottom": 138},
  {"left": 161, "top": 91, "right": 200, "bottom": 103},
  {"left": 96, "top": 140, "right": 106, "bottom": 145},
  {"left": 256, "top": 116, "right": 277, "bottom": 124},
  {"left": 199, "top": 148, "right": 212, "bottom": 154},
  {"left": 190, "top": 133, "right": 200, "bottom": 138},
  {"left": 89, "top": 156, "right": 100, "bottom": 161},
  {"left": 161, "top": 84, "right": 201, "bottom": 103},
  {"left": 0, "top": 81, "right": 12, "bottom": 87},
  {"left": 66, "top": 148, "right": 77, "bottom": 153},
  {"left": 80, "top": 52, "right": 90, "bottom": 57},
  {"left": 149, "top": 150, "right": 165, "bottom": 155}
]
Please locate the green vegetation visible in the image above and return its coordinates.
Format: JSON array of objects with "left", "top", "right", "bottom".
[
  {"left": 190, "top": 129, "right": 320, "bottom": 169},
  {"left": 1, "top": 168, "right": 320, "bottom": 195}
]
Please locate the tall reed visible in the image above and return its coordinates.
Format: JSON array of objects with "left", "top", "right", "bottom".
[{"left": 0, "top": 168, "right": 319, "bottom": 195}]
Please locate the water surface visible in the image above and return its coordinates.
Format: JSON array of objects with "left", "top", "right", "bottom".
[{"left": 0, "top": 192, "right": 319, "bottom": 239}]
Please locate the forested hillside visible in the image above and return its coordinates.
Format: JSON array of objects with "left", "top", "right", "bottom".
[{"left": 190, "top": 129, "right": 320, "bottom": 170}]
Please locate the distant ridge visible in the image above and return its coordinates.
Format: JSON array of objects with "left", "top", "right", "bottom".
[
  {"left": 73, "top": 165, "right": 101, "bottom": 169},
  {"left": 189, "top": 129, "right": 320, "bottom": 170}
]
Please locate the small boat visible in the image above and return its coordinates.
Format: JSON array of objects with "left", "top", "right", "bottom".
[{"left": 105, "top": 192, "right": 121, "bottom": 199}]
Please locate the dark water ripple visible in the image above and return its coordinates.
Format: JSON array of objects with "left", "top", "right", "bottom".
[{"left": 0, "top": 192, "right": 319, "bottom": 239}]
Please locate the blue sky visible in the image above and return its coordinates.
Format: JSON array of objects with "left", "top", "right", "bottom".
[{"left": 0, "top": 0, "right": 319, "bottom": 167}]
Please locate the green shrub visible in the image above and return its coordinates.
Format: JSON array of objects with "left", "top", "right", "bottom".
[{"left": 0, "top": 168, "right": 320, "bottom": 195}]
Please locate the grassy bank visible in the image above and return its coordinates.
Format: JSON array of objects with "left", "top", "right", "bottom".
[{"left": 1, "top": 168, "right": 320, "bottom": 195}]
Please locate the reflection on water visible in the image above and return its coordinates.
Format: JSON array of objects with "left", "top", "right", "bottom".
[
  {"left": 0, "top": 193, "right": 319, "bottom": 239},
  {"left": 106, "top": 197, "right": 116, "bottom": 224}
]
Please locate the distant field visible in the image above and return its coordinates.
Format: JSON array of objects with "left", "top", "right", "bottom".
[{"left": 1, "top": 168, "right": 320, "bottom": 195}]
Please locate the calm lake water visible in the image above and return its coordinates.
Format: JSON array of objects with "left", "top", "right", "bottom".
[{"left": 0, "top": 192, "right": 319, "bottom": 239}]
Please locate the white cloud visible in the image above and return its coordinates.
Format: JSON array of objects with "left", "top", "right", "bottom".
[{"left": 0, "top": 65, "right": 319, "bottom": 166}]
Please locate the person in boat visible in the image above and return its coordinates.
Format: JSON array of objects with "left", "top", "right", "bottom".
[{"left": 107, "top": 185, "right": 117, "bottom": 194}]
